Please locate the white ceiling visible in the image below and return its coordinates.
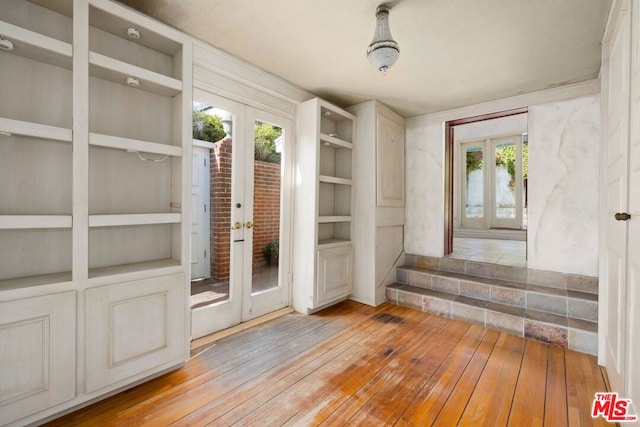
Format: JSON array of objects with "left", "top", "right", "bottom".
[{"left": 116, "top": 0, "right": 612, "bottom": 117}]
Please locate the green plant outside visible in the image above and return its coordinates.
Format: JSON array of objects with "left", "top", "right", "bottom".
[
  {"left": 192, "top": 113, "right": 282, "bottom": 165},
  {"left": 193, "top": 110, "right": 226, "bottom": 143},
  {"left": 263, "top": 241, "right": 279, "bottom": 266},
  {"left": 254, "top": 122, "right": 282, "bottom": 164},
  {"left": 465, "top": 143, "right": 528, "bottom": 187}
]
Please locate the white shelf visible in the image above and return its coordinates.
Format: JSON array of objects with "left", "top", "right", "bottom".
[
  {"left": 0, "top": 117, "right": 72, "bottom": 142},
  {"left": 0, "top": 271, "right": 72, "bottom": 291},
  {"left": 89, "top": 133, "right": 182, "bottom": 157},
  {"left": 319, "top": 134, "right": 353, "bottom": 149},
  {"left": 319, "top": 175, "right": 353, "bottom": 186},
  {"left": 0, "top": 20, "right": 72, "bottom": 69},
  {"left": 89, "top": 52, "right": 182, "bottom": 96},
  {"left": 317, "top": 239, "right": 352, "bottom": 249},
  {"left": 89, "top": 0, "right": 182, "bottom": 56},
  {"left": 89, "top": 213, "right": 181, "bottom": 228},
  {"left": 0, "top": 215, "right": 72, "bottom": 229},
  {"left": 88, "top": 258, "right": 181, "bottom": 279},
  {"left": 318, "top": 216, "right": 352, "bottom": 224}
]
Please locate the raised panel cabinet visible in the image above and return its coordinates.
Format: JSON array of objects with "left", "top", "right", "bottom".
[
  {"left": 377, "top": 114, "right": 405, "bottom": 207},
  {"left": 317, "top": 245, "right": 353, "bottom": 306},
  {"left": 0, "top": 291, "right": 76, "bottom": 426},
  {"left": 85, "top": 273, "right": 185, "bottom": 393}
]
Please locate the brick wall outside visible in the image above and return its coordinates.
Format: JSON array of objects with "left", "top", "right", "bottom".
[
  {"left": 210, "top": 139, "right": 281, "bottom": 281},
  {"left": 252, "top": 160, "right": 281, "bottom": 271},
  {"left": 210, "top": 139, "right": 232, "bottom": 281}
]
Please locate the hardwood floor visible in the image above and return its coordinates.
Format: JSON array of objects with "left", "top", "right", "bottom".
[{"left": 46, "top": 301, "right": 610, "bottom": 426}]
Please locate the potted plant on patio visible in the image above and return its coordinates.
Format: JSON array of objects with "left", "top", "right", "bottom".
[{"left": 263, "top": 241, "right": 279, "bottom": 266}]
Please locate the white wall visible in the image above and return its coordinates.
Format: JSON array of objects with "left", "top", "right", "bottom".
[
  {"left": 527, "top": 95, "right": 600, "bottom": 276},
  {"left": 405, "top": 123, "right": 445, "bottom": 256},
  {"left": 405, "top": 83, "right": 600, "bottom": 276}
]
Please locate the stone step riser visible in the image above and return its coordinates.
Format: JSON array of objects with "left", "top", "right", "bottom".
[
  {"left": 398, "top": 268, "right": 598, "bottom": 322},
  {"left": 386, "top": 285, "right": 597, "bottom": 356},
  {"left": 405, "top": 254, "right": 599, "bottom": 295}
]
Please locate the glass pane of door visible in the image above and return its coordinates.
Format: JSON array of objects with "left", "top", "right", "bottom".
[
  {"left": 494, "top": 140, "right": 517, "bottom": 220},
  {"left": 191, "top": 102, "right": 234, "bottom": 309},
  {"left": 465, "top": 144, "right": 484, "bottom": 219},
  {"left": 251, "top": 120, "right": 282, "bottom": 294}
]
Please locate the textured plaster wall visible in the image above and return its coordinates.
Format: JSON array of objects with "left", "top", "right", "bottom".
[{"left": 527, "top": 95, "right": 600, "bottom": 276}]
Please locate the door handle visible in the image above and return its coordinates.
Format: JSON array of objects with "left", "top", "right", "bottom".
[
  {"left": 245, "top": 221, "right": 256, "bottom": 229},
  {"left": 615, "top": 212, "right": 631, "bottom": 221},
  {"left": 231, "top": 221, "right": 243, "bottom": 230}
]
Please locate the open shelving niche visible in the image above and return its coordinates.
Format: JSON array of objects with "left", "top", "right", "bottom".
[
  {"left": 86, "top": 0, "right": 185, "bottom": 279},
  {"left": 317, "top": 105, "right": 354, "bottom": 250},
  {"left": 0, "top": 0, "right": 74, "bottom": 290}
]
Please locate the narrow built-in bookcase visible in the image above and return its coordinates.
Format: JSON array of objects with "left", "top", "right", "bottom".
[
  {"left": 0, "top": 0, "right": 191, "bottom": 424},
  {"left": 294, "top": 98, "right": 355, "bottom": 314}
]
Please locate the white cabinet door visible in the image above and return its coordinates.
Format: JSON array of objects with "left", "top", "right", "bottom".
[
  {"left": 316, "top": 245, "right": 353, "bottom": 306},
  {"left": 0, "top": 291, "right": 76, "bottom": 425},
  {"left": 85, "top": 273, "right": 186, "bottom": 393},
  {"left": 377, "top": 114, "right": 405, "bottom": 207}
]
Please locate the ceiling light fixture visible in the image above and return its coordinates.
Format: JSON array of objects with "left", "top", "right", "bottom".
[{"left": 367, "top": 4, "right": 399, "bottom": 75}]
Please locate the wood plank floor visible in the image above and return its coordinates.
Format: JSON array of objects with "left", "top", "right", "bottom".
[{"left": 46, "top": 301, "right": 611, "bottom": 426}]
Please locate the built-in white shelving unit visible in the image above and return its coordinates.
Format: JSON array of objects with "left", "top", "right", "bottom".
[
  {"left": 293, "top": 98, "right": 355, "bottom": 314},
  {"left": 0, "top": 0, "right": 191, "bottom": 424}
]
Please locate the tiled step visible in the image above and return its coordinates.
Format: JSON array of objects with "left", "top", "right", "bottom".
[
  {"left": 396, "top": 266, "right": 598, "bottom": 321},
  {"left": 404, "top": 254, "right": 599, "bottom": 295},
  {"left": 386, "top": 282, "right": 598, "bottom": 355},
  {"left": 386, "top": 263, "right": 598, "bottom": 355}
]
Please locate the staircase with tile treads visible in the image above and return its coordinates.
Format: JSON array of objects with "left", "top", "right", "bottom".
[{"left": 386, "top": 255, "right": 598, "bottom": 355}]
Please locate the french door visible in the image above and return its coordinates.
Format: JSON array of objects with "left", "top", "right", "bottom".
[
  {"left": 460, "top": 134, "right": 526, "bottom": 230},
  {"left": 191, "top": 89, "right": 293, "bottom": 339}
]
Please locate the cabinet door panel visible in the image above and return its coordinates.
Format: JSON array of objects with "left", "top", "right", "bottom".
[
  {"left": 0, "top": 291, "right": 76, "bottom": 425},
  {"left": 317, "top": 245, "right": 353, "bottom": 305},
  {"left": 85, "top": 273, "right": 186, "bottom": 393},
  {"left": 377, "top": 114, "right": 405, "bottom": 207}
]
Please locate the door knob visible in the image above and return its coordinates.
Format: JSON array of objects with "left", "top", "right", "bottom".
[
  {"left": 615, "top": 212, "right": 631, "bottom": 221},
  {"left": 245, "top": 221, "right": 256, "bottom": 229},
  {"left": 231, "top": 221, "right": 243, "bottom": 230}
]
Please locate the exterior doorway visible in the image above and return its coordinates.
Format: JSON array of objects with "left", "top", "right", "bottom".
[
  {"left": 445, "top": 109, "right": 528, "bottom": 264},
  {"left": 190, "top": 90, "right": 293, "bottom": 340}
]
